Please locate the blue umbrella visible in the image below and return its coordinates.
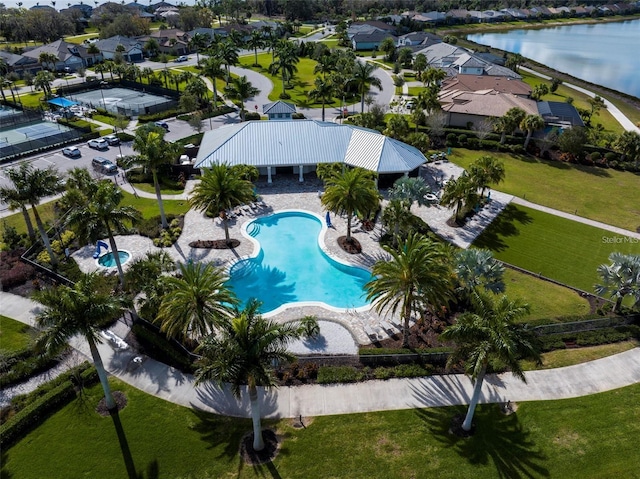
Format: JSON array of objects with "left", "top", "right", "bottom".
[{"left": 325, "top": 211, "right": 332, "bottom": 228}]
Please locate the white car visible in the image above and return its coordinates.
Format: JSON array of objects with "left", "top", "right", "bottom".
[
  {"left": 104, "top": 134, "right": 120, "bottom": 146},
  {"left": 175, "top": 55, "right": 188, "bottom": 62},
  {"left": 62, "top": 146, "right": 81, "bottom": 158},
  {"left": 88, "top": 138, "right": 109, "bottom": 150}
]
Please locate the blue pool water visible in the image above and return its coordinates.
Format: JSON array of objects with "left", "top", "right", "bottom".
[
  {"left": 227, "top": 211, "right": 371, "bottom": 313},
  {"left": 98, "top": 251, "right": 131, "bottom": 268}
]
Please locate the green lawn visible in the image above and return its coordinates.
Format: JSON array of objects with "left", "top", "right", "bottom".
[
  {"left": 0, "top": 315, "right": 34, "bottom": 353},
  {"left": 448, "top": 148, "right": 640, "bottom": 232},
  {"left": 474, "top": 204, "right": 640, "bottom": 293},
  {"left": 4, "top": 378, "right": 640, "bottom": 478},
  {"left": 239, "top": 53, "right": 342, "bottom": 106},
  {"left": 502, "top": 269, "right": 590, "bottom": 322},
  {"left": 523, "top": 340, "right": 639, "bottom": 370}
]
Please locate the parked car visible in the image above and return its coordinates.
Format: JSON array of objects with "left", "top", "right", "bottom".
[
  {"left": 88, "top": 138, "right": 109, "bottom": 150},
  {"left": 154, "top": 121, "right": 169, "bottom": 131},
  {"left": 104, "top": 134, "right": 120, "bottom": 146},
  {"left": 92, "top": 157, "right": 117, "bottom": 174},
  {"left": 62, "top": 146, "right": 81, "bottom": 158},
  {"left": 175, "top": 55, "right": 188, "bottom": 62}
]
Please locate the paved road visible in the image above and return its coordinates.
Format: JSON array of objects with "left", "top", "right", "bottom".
[{"left": 2, "top": 291, "right": 639, "bottom": 418}]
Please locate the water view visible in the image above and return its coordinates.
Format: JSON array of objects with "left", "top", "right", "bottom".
[{"left": 467, "top": 20, "right": 640, "bottom": 99}]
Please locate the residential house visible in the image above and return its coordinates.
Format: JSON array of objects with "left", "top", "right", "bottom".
[
  {"left": 263, "top": 101, "right": 296, "bottom": 120},
  {"left": 397, "top": 32, "right": 441, "bottom": 48},
  {"left": 347, "top": 20, "right": 397, "bottom": 39},
  {"left": 440, "top": 90, "right": 538, "bottom": 128},
  {"left": 412, "top": 11, "right": 448, "bottom": 24},
  {"left": 22, "top": 40, "right": 90, "bottom": 72},
  {"left": 439, "top": 74, "right": 532, "bottom": 99},
  {"left": 538, "top": 101, "right": 585, "bottom": 128},
  {"left": 140, "top": 29, "right": 190, "bottom": 56},
  {"left": 94, "top": 36, "right": 144, "bottom": 63},
  {"left": 351, "top": 31, "right": 397, "bottom": 51},
  {"left": 0, "top": 51, "right": 40, "bottom": 77}
]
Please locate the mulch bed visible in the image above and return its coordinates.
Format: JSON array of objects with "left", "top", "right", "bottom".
[
  {"left": 239, "top": 429, "right": 280, "bottom": 465},
  {"left": 96, "top": 391, "right": 128, "bottom": 416},
  {"left": 449, "top": 414, "right": 475, "bottom": 438},
  {"left": 337, "top": 236, "right": 362, "bottom": 254},
  {"left": 188, "top": 239, "right": 240, "bottom": 249}
]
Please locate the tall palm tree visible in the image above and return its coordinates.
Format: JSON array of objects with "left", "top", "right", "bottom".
[
  {"left": 156, "top": 261, "right": 237, "bottom": 341},
  {"left": 1, "top": 163, "right": 64, "bottom": 264},
  {"left": 202, "top": 56, "right": 225, "bottom": 110},
  {"left": 246, "top": 30, "right": 265, "bottom": 66},
  {"left": 321, "top": 167, "right": 379, "bottom": 244},
  {"left": 496, "top": 107, "right": 526, "bottom": 144},
  {"left": 307, "top": 76, "right": 335, "bottom": 122},
  {"left": 217, "top": 40, "right": 239, "bottom": 83},
  {"left": 141, "top": 67, "right": 155, "bottom": 84},
  {"left": 439, "top": 172, "right": 477, "bottom": 223},
  {"left": 66, "top": 181, "right": 141, "bottom": 285},
  {"left": 130, "top": 125, "right": 180, "bottom": 229},
  {"left": 33, "top": 70, "right": 55, "bottom": 98},
  {"left": 440, "top": 291, "right": 542, "bottom": 432},
  {"left": 352, "top": 61, "right": 382, "bottom": 113},
  {"left": 195, "top": 299, "right": 301, "bottom": 451},
  {"left": 595, "top": 253, "right": 640, "bottom": 313},
  {"left": 0, "top": 171, "right": 37, "bottom": 242},
  {"left": 469, "top": 156, "right": 505, "bottom": 198},
  {"left": 366, "top": 233, "right": 454, "bottom": 348},
  {"left": 224, "top": 75, "right": 259, "bottom": 121},
  {"left": 87, "top": 43, "right": 100, "bottom": 67},
  {"left": 190, "top": 163, "right": 255, "bottom": 245},
  {"left": 269, "top": 39, "right": 299, "bottom": 98},
  {"left": 34, "top": 271, "right": 131, "bottom": 411},
  {"left": 520, "top": 114, "right": 546, "bottom": 149},
  {"left": 38, "top": 52, "right": 58, "bottom": 71},
  {"left": 189, "top": 32, "right": 208, "bottom": 64},
  {"left": 185, "top": 76, "right": 208, "bottom": 104},
  {"left": 124, "top": 251, "right": 175, "bottom": 321},
  {"left": 381, "top": 198, "right": 412, "bottom": 248}
]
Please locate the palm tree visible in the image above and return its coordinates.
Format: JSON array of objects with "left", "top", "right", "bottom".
[
  {"left": 156, "top": 261, "right": 237, "bottom": 341},
  {"left": 130, "top": 125, "right": 180, "bottom": 229},
  {"left": 202, "top": 56, "right": 225, "bottom": 110},
  {"left": 469, "top": 156, "right": 505, "bottom": 198},
  {"left": 93, "top": 62, "right": 109, "bottom": 81},
  {"left": 307, "top": 76, "right": 335, "bottom": 122},
  {"left": 189, "top": 163, "right": 255, "bottom": 245},
  {"left": 595, "top": 253, "right": 640, "bottom": 313},
  {"left": 217, "top": 40, "right": 239, "bottom": 83},
  {"left": 247, "top": 30, "right": 265, "bottom": 66},
  {"left": 1, "top": 163, "right": 64, "bottom": 264},
  {"left": 195, "top": 299, "right": 301, "bottom": 451},
  {"left": 141, "top": 67, "right": 155, "bottom": 84},
  {"left": 87, "top": 43, "right": 100, "bottom": 67},
  {"left": 185, "top": 76, "right": 208, "bottom": 104},
  {"left": 387, "top": 176, "right": 431, "bottom": 210},
  {"left": 352, "top": 61, "right": 382, "bottom": 113},
  {"left": 66, "top": 181, "right": 141, "bottom": 285},
  {"left": 455, "top": 249, "right": 505, "bottom": 294},
  {"left": 38, "top": 52, "right": 58, "bottom": 71},
  {"left": 33, "top": 70, "right": 55, "bottom": 98},
  {"left": 0, "top": 170, "right": 37, "bottom": 242},
  {"left": 440, "top": 291, "right": 542, "bottom": 432},
  {"left": 224, "top": 75, "right": 259, "bottom": 121},
  {"left": 381, "top": 198, "right": 412, "bottom": 248},
  {"left": 413, "top": 53, "right": 427, "bottom": 80},
  {"left": 422, "top": 66, "right": 446, "bottom": 88},
  {"left": 124, "top": 251, "right": 175, "bottom": 321},
  {"left": 520, "top": 114, "right": 546, "bottom": 149},
  {"left": 439, "top": 172, "right": 477, "bottom": 223},
  {"left": 321, "top": 167, "right": 379, "bottom": 244},
  {"left": 189, "top": 32, "right": 208, "bottom": 64},
  {"left": 34, "top": 271, "right": 131, "bottom": 411},
  {"left": 366, "top": 233, "right": 454, "bottom": 348},
  {"left": 496, "top": 107, "right": 526, "bottom": 144},
  {"left": 269, "top": 40, "right": 299, "bottom": 98}
]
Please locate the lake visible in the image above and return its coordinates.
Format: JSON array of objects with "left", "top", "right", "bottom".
[{"left": 467, "top": 20, "right": 640, "bottom": 99}]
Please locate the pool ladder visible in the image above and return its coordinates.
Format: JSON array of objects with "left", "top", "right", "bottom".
[{"left": 248, "top": 223, "right": 260, "bottom": 237}]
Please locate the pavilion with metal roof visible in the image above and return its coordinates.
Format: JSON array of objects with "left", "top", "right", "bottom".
[{"left": 194, "top": 120, "right": 427, "bottom": 184}]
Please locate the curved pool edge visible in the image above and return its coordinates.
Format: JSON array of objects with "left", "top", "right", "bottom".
[
  {"left": 232, "top": 209, "right": 373, "bottom": 316},
  {"left": 95, "top": 249, "right": 132, "bottom": 269}
]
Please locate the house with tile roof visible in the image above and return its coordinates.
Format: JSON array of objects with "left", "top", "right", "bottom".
[
  {"left": 440, "top": 74, "right": 532, "bottom": 98},
  {"left": 440, "top": 90, "right": 538, "bottom": 128}
]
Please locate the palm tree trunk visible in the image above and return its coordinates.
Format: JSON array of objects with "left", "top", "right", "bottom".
[
  {"left": 346, "top": 211, "right": 352, "bottom": 241},
  {"left": 500, "top": 132, "right": 506, "bottom": 145},
  {"left": 613, "top": 296, "right": 623, "bottom": 313},
  {"left": 462, "top": 364, "right": 486, "bottom": 431},
  {"left": 21, "top": 205, "right": 36, "bottom": 241},
  {"left": 222, "top": 213, "right": 231, "bottom": 244},
  {"left": 106, "top": 226, "right": 125, "bottom": 285},
  {"left": 321, "top": 101, "right": 325, "bottom": 122},
  {"left": 88, "top": 336, "right": 116, "bottom": 410},
  {"left": 31, "top": 204, "right": 57, "bottom": 267},
  {"left": 402, "top": 295, "right": 412, "bottom": 348},
  {"left": 281, "top": 71, "right": 286, "bottom": 96},
  {"left": 524, "top": 130, "right": 533, "bottom": 149},
  {"left": 254, "top": 49, "right": 258, "bottom": 66},
  {"left": 212, "top": 80, "right": 219, "bottom": 110},
  {"left": 152, "top": 171, "right": 168, "bottom": 229},
  {"left": 249, "top": 384, "right": 264, "bottom": 451},
  {"left": 361, "top": 91, "right": 365, "bottom": 113}
]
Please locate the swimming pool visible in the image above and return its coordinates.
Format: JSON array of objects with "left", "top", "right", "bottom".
[
  {"left": 97, "top": 250, "right": 131, "bottom": 268},
  {"left": 227, "top": 211, "right": 372, "bottom": 314}
]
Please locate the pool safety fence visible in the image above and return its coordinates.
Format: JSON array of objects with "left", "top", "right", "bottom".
[{"left": 533, "top": 314, "right": 639, "bottom": 336}]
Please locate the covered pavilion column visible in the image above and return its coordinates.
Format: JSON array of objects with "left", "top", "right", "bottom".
[
  {"left": 299, "top": 164, "right": 304, "bottom": 182},
  {"left": 267, "top": 166, "right": 272, "bottom": 184}
]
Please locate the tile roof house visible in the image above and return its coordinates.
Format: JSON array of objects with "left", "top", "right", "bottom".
[
  {"left": 440, "top": 74, "right": 532, "bottom": 98},
  {"left": 440, "top": 90, "right": 538, "bottom": 127},
  {"left": 22, "top": 40, "right": 90, "bottom": 72}
]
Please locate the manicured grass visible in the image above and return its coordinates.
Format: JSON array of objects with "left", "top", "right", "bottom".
[
  {"left": 239, "top": 53, "right": 343, "bottom": 106},
  {"left": 0, "top": 202, "right": 56, "bottom": 240},
  {"left": 17, "top": 91, "right": 46, "bottom": 109},
  {"left": 474, "top": 204, "right": 640, "bottom": 293},
  {"left": 120, "top": 192, "right": 190, "bottom": 219},
  {"left": 4, "top": 378, "right": 640, "bottom": 478},
  {"left": 522, "top": 340, "right": 639, "bottom": 370},
  {"left": 0, "top": 315, "right": 35, "bottom": 353},
  {"left": 448, "top": 148, "right": 640, "bottom": 231},
  {"left": 502, "top": 269, "right": 590, "bottom": 322},
  {"left": 64, "top": 33, "right": 99, "bottom": 45},
  {"left": 131, "top": 182, "right": 186, "bottom": 196},
  {"left": 91, "top": 114, "right": 117, "bottom": 126}
]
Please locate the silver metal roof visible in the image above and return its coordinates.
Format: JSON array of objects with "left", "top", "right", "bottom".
[{"left": 195, "top": 120, "right": 426, "bottom": 174}]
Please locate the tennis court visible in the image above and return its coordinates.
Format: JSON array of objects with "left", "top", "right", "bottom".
[
  {"left": 0, "top": 120, "right": 81, "bottom": 159},
  {"left": 68, "top": 87, "right": 177, "bottom": 116}
]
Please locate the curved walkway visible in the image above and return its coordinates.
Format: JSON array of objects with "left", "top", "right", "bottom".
[{"left": 2, "top": 291, "right": 639, "bottom": 418}]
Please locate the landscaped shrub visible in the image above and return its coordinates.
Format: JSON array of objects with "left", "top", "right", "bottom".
[
  {"left": 458, "top": 134, "right": 467, "bottom": 146},
  {"left": 480, "top": 140, "right": 501, "bottom": 150},
  {"left": 138, "top": 109, "right": 181, "bottom": 123},
  {"left": 0, "top": 249, "right": 35, "bottom": 291},
  {"left": 0, "top": 346, "right": 63, "bottom": 388},
  {"left": 243, "top": 112, "right": 261, "bottom": 121},
  {"left": 292, "top": 112, "right": 305, "bottom": 119},
  {"left": 298, "top": 315, "right": 320, "bottom": 339},
  {"left": 539, "top": 325, "right": 640, "bottom": 351},
  {"left": 317, "top": 366, "right": 368, "bottom": 384},
  {"left": 0, "top": 364, "right": 98, "bottom": 448},
  {"left": 131, "top": 323, "right": 195, "bottom": 373},
  {"left": 445, "top": 133, "right": 457, "bottom": 147}
]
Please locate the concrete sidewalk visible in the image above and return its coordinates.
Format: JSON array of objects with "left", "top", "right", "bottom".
[{"left": 2, "top": 291, "right": 639, "bottom": 419}]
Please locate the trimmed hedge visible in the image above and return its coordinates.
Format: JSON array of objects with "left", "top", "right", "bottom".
[
  {"left": 540, "top": 325, "right": 640, "bottom": 352},
  {"left": 0, "top": 362, "right": 98, "bottom": 448},
  {"left": 359, "top": 347, "right": 451, "bottom": 356},
  {"left": 317, "top": 363, "right": 435, "bottom": 384},
  {"left": 0, "top": 347, "right": 62, "bottom": 389}
]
